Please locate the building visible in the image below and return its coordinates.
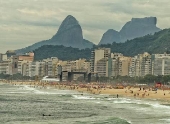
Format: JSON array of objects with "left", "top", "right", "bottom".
[
  {"left": 129, "top": 52, "right": 152, "bottom": 77},
  {"left": 91, "top": 48, "right": 111, "bottom": 74},
  {"left": 0, "top": 60, "right": 10, "bottom": 74},
  {"left": 129, "top": 56, "right": 137, "bottom": 77},
  {"left": 0, "top": 54, "right": 7, "bottom": 62},
  {"left": 118, "top": 57, "right": 131, "bottom": 76},
  {"left": 43, "top": 57, "right": 59, "bottom": 77},
  {"left": 152, "top": 53, "right": 170, "bottom": 76},
  {"left": 90, "top": 48, "right": 111, "bottom": 77},
  {"left": 96, "top": 58, "right": 108, "bottom": 77},
  {"left": 141, "top": 53, "right": 152, "bottom": 76},
  {"left": 10, "top": 52, "right": 34, "bottom": 75}
]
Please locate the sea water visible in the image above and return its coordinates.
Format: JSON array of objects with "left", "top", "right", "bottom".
[{"left": 0, "top": 83, "right": 170, "bottom": 124}]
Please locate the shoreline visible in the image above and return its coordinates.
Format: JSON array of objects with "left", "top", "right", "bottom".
[{"left": 2, "top": 81, "right": 170, "bottom": 103}]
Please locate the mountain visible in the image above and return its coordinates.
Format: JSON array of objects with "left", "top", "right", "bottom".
[
  {"left": 15, "top": 15, "right": 94, "bottom": 54},
  {"left": 99, "top": 17, "right": 161, "bottom": 45},
  {"left": 99, "top": 28, "right": 170, "bottom": 56},
  {"left": 99, "top": 29, "right": 121, "bottom": 45},
  {"left": 34, "top": 29, "right": 170, "bottom": 61}
]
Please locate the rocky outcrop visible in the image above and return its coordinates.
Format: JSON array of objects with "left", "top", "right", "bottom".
[
  {"left": 99, "top": 29, "right": 120, "bottom": 45},
  {"left": 16, "top": 15, "right": 94, "bottom": 54},
  {"left": 99, "top": 17, "right": 161, "bottom": 45}
]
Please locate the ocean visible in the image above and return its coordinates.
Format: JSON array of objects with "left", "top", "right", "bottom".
[{"left": 0, "top": 82, "right": 170, "bottom": 124}]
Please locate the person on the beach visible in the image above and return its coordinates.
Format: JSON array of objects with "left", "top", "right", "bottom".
[{"left": 117, "top": 94, "right": 119, "bottom": 98}]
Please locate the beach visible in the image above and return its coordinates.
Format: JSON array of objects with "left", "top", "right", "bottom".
[{"left": 4, "top": 80, "right": 170, "bottom": 102}]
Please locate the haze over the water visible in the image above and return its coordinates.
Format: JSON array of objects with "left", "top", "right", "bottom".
[{"left": 0, "top": 0, "right": 170, "bottom": 52}]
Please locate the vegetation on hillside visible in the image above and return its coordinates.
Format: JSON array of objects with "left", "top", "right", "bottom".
[
  {"left": 33, "top": 29, "right": 170, "bottom": 61},
  {"left": 99, "top": 29, "right": 170, "bottom": 56},
  {"left": 34, "top": 45, "right": 91, "bottom": 61}
]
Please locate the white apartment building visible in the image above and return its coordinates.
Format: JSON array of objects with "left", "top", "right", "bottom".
[
  {"left": 152, "top": 53, "right": 170, "bottom": 76},
  {"left": 129, "top": 56, "right": 137, "bottom": 77},
  {"left": 90, "top": 48, "right": 111, "bottom": 77},
  {"left": 84, "top": 61, "right": 90, "bottom": 73},
  {"left": 43, "top": 57, "right": 59, "bottom": 77},
  {"left": 129, "top": 52, "right": 152, "bottom": 77},
  {"left": 27, "top": 61, "right": 45, "bottom": 77},
  {"left": 118, "top": 57, "right": 131, "bottom": 76},
  {"left": 17, "top": 60, "right": 28, "bottom": 75},
  {"left": 111, "top": 58, "right": 119, "bottom": 77},
  {"left": 0, "top": 60, "right": 10, "bottom": 74},
  {"left": 141, "top": 55, "right": 152, "bottom": 76},
  {"left": 0, "top": 54, "right": 7, "bottom": 62}
]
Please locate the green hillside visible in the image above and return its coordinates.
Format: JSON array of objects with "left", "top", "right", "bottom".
[
  {"left": 34, "top": 29, "right": 170, "bottom": 61},
  {"left": 99, "top": 29, "right": 170, "bottom": 56},
  {"left": 34, "top": 45, "right": 91, "bottom": 61}
]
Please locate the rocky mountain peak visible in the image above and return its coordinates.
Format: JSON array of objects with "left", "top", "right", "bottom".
[
  {"left": 120, "top": 17, "right": 160, "bottom": 41},
  {"left": 99, "top": 29, "right": 120, "bottom": 45},
  {"left": 99, "top": 16, "right": 161, "bottom": 45},
  {"left": 57, "top": 15, "right": 79, "bottom": 35},
  {"left": 15, "top": 15, "right": 94, "bottom": 54},
  {"left": 131, "top": 17, "right": 157, "bottom": 25}
]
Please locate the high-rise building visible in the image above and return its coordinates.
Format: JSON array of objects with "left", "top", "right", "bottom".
[
  {"left": 118, "top": 57, "right": 131, "bottom": 76},
  {"left": 0, "top": 54, "right": 7, "bottom": 62},
  {"left": 90, "top": 48, "right": 111, "bottom": 76},
  {"left": 152, "top": 53, "right": 170, "bottom": 76},
  {"left": 0, "top": 60, "right": 10, "bottom": 74},
  {"left": 129, "top": 52, "right": 152, "bottom": 77}
]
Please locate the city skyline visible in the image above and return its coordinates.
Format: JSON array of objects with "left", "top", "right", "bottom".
[{"left": 0, "top": 0, "right": 170, "bottom": 52}]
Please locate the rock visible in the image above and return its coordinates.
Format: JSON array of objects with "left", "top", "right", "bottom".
[
  {"left": 15, "top": 15, "right": 93, "bottom": 54},
  {"left": 99, "top": 29, "right": 121, "bottom": 45},
  {"left": 98, "top": 17, "right": 161, "bottom": 45},
  {"left": 120, "top": 17, "right": 161, "bottom": 42}
]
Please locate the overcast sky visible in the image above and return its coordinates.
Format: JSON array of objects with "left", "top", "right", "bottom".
[{"left": 0, "top": 0, "right": 170, "bottom": 53}]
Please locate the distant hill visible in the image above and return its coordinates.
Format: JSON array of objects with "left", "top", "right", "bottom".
[
  {"left": 99, "top": 17, "right": 161, "bottom": 45},
  {"left": 34, "top": 45, "right": 91, "bottom": 61},
  {"left": 99, "top": 29, "right": 170, "bottom": 56},
  {"left": 15, "top": 15, "right": 94, "bottom": 54},
  {"left": 34, "top": 29, "right": 170, "bottom": 60},
  {"left": 33, "top": 29, "right": 170, "bottom": 61}
]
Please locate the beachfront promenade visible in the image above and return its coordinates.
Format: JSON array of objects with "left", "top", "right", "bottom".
[{"left": 2, "top": 80, "right": 170, "bottom": 102}]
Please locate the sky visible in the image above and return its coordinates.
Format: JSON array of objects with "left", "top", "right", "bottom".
[{"left": 0, "top": 0, "right": 170, "bottom": 53}]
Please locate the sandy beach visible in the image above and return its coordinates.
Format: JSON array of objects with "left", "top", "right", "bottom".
[{"left": 3, "top": 80, "right": 170, "bottom": 102}]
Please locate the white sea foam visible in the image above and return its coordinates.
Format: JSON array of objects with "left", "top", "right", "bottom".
[
  {"left": 72, "top": 95, "right": 96, "bottom": 100},
  {"left": 96, "top": 101, "right": 101, "bottom": 104},
  {"left": 146, "top": 102, "right": 170, "bottom": 109},
  {"left": 22, "top": 85, "right": 60, "bottom": 95},
  {"left": 107, "top": 98, "right": 118, "bottom": 100},
  {"left": 8, "top": 92, "right": 29, "bottom": 94},
  {"left": 159, "top": 119, "right": 170, "bottom": 122}
]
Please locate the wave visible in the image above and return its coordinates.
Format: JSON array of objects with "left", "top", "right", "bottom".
[
  {"left": 72, "top": 95, "right": 96, "bottom": 100},
  {"left": 113, "top": 98, "right": 170, "bottom": 108},
  {"left": 76, "top": 117, "right": 131, "bottom": 124}
]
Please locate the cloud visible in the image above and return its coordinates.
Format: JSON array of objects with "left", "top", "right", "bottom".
[
  {"left": 17, "top": 8, "right": 58, "bottom": 17},
  {"left": 0, "top": 0, "right": 170, "bottom": 53}
]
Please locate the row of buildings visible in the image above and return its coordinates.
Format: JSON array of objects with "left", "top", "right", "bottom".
[
  {"left": 90, "top": 48, "right": 170, "bottom": 77},
  {"left": 0, "top": 48, "right": 170, "bottom": 80},
  {"left": 0, "top": 51, "right": 90, "bottom": 80}
]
